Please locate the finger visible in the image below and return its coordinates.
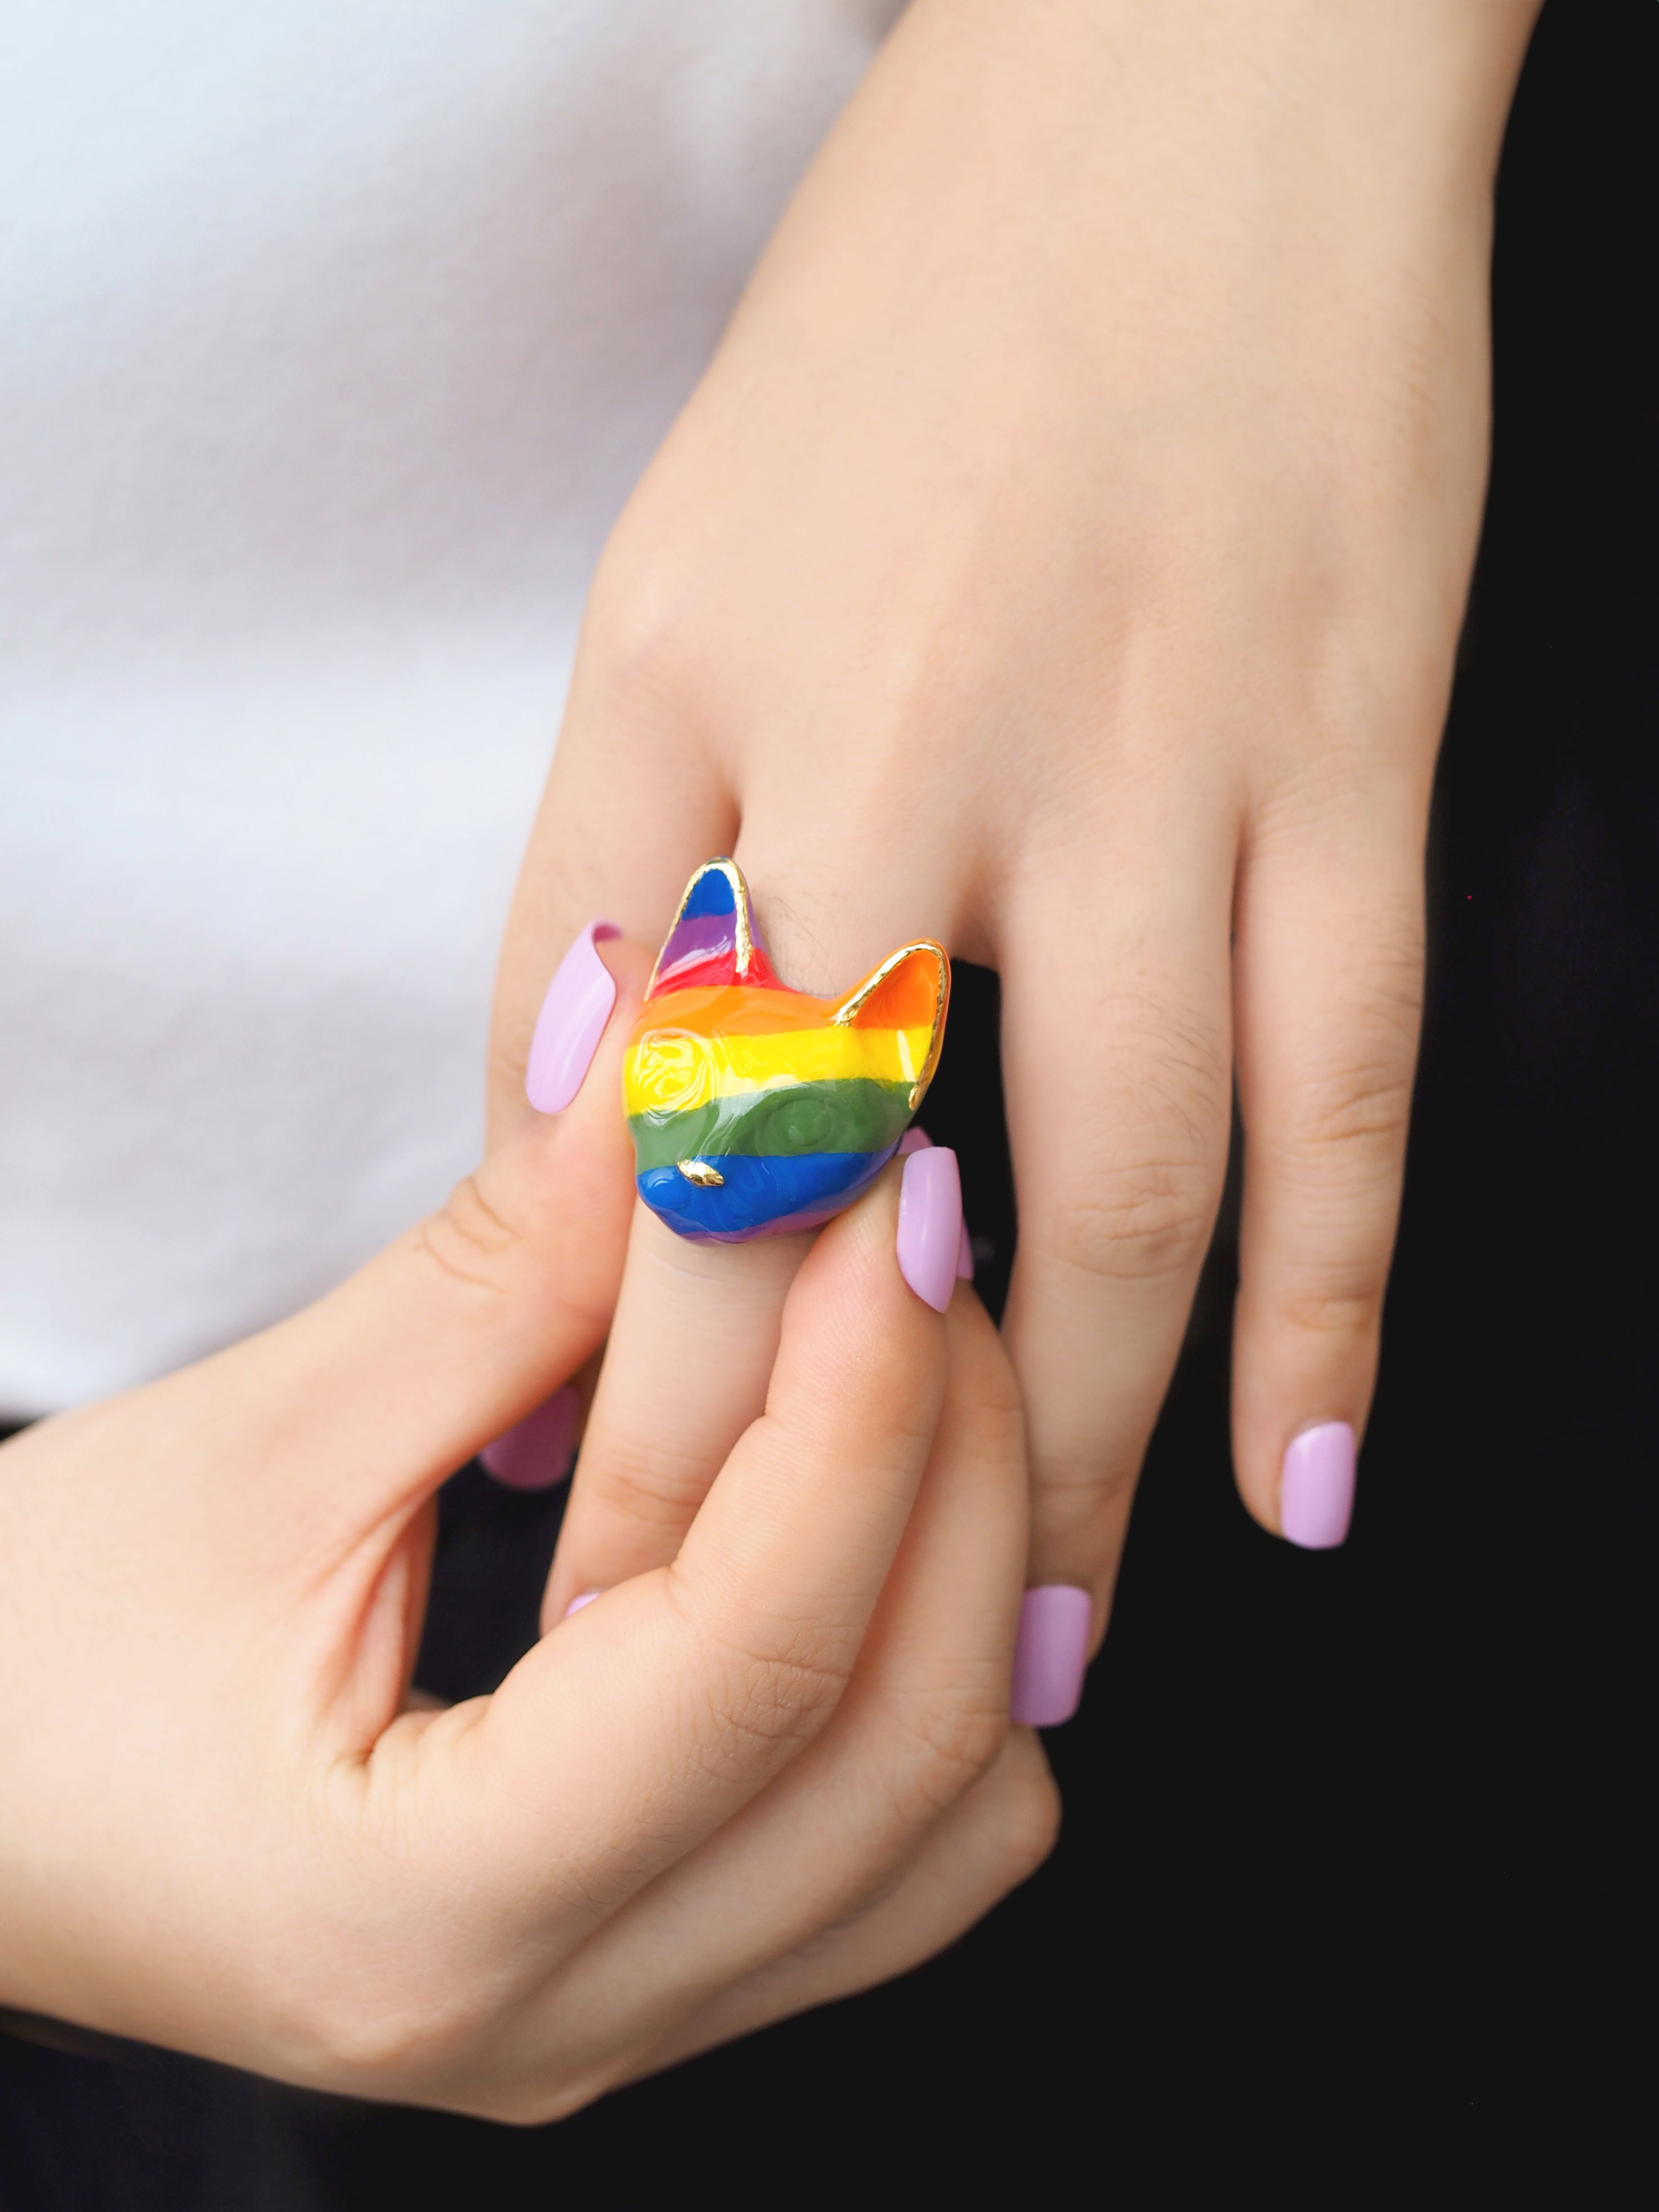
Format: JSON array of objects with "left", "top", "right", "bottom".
[
  {"left": 479, "top": 1359, "right": 592, "bottom": 1493},
  {"left": 540, "top": 840, "right": 959, "bottom": 1623},
  {"left": 487, "top": 631, "right": 737, "bottom": 1142},
  {"left": 1231, "top": 814, "right": 1424, "bottom": 1546},
  {"left": 542, "top": 1205, "right": 814, "bottom": 1626},
  {"left": 466, "top": 1285, "right": 1031, "bottom": 2113},
  {"left": 390, "top": 1160, "right": 954, "bottom": 1929},
  {"left": 998, "top": 815, "right": 1235, "bottom": 1659},
  {"left": 630, "top": 1729, "right": 1058, "bottom": 2087},
  {"left": 126, "top": 933, "right": 654, "bottom": 1552},
  {"left": 521, "top": 1289, "right": 1025, "bottom": 2056}
]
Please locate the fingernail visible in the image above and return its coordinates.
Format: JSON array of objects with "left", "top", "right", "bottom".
[
  {"left": 899, "top": 1129, "right": 974, "bottom": 1279},
  {"left": 525, "top": 921, "right": 621, "bottom": 1113},
  {"left": 1280, "top": 1420, "right": 1357, "bottom": 1549},
  {"left": 564, "top": 1590, "right": 600, "bottom": 1618},
  {"left": 480, "top": 1387, "right": 579, "bottom": 1491},
  {"left": 897, "top": 1146, "right": 962, "bottom": 1312},
  {"left": 898, "top": 1130, "right": 973, "bottom": 1280},
  {"left": 1009, "top": 1585, "right": 1092, "bottom": 1727}
]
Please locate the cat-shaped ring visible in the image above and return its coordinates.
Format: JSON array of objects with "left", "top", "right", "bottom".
[{"left": 624, "top": 859, "right": 950, "bottom": 1243}]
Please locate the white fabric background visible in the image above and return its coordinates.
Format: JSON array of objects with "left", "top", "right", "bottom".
[{"left": 0, "top": 0, "right": 902, "bottom": 1417}]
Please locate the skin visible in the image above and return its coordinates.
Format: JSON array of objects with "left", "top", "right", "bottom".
[
  {"left": 0, "top": 0, "right": 1548, "bottom": 2106},
  {"left": 0, "top": 944, "right": 1053, "bottom": 2116},
  {"left": 497, "top": 0, "right": 1542, "bottom": 1636}
]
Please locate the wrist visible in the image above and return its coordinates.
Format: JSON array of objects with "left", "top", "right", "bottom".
[
  {"left": 776, "top": 0, "right": 1543, "bottom": 290},
  {"left": 707, "top": 0, "right": 1540, "bottom": 510},
  {"left": 894, "top": 0, "right": 1542, "bottom": 153}
]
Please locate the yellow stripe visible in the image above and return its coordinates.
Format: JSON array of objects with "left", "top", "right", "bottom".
[{"left": 624, "top": 1024, "right": 929, "bottom": 1116}]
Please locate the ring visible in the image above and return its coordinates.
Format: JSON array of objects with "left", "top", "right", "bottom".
[{"left": 625, "top": 859, "right": 950, "bottom": 1243}]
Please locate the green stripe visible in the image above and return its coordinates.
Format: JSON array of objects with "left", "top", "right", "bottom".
[{"left": 629, "top": 1077, "right": 914, "bottom": 1172}]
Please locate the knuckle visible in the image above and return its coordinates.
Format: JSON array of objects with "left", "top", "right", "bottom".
[
  {"left": 1033, "top": 1447, "right": 1144, "bottom": 1538},
  {"left": 992, "top": 1759, "right": 1063, "bottom": 1888},
  {"left": 577, "top": 1441, "right": 710, "bottom": 1538},
  {"left": 412, "top": 1169, "right": 615, "bottom": 1343},
  {"left": 889, "top": 1686, "right": 1009, "bottom": 1821},
  {"left": 289, "top": 1971, "right": 476, "bottom": 2094},
  {"left": 1049, "top": 1154, "right": 1219, "bottom": 1285},
  {"left": 700, "top": 1630, "right": 852, "bottom": 1772},
  {"left": 466, "top": 2066, "right": 625, "bottom": 2128},
  {"left": 413, "top": 1173, "right": 523, "bottom": 1303},
  {"left": 1273, "top": 1279, "right": 1385, "bottom": 1345},
  {"left": 1285, "top": 1057, "right": 1415, "bottom": 1161},
  {"left": 582, "top": 540, "right": 705, "bottom": 713}
]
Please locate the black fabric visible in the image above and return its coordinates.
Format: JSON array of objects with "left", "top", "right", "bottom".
[{"left": 2, "top": 1, "right": 1651, "bottom": 2196}]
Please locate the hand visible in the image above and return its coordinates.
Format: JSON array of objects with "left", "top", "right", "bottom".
[
  {"left": 0, "top": 940, "right": 1051, "bottom": 2119},
  {"left": 491, "top": 0, "right": 1540, "bottom": 1675}
]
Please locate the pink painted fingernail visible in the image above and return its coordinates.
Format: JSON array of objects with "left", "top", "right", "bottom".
[
  {"left": 897, "top": 1133, "right": 972, "bottom": 1279},
  {"left": 1280, "top": 1420, "right": 1356, "bottom": 1549},
  {"left": 480, "top": 1387, "right": 579, "bottom": 1491},
  {"left": 564, "top": 1590, "right": 600, "bottom": 1618},
  {"left": 525, "top": 921, "right": 621, "bottom": 1113},
  {"left": 896, "top": 1146, "right": 962, "bottom": 1312},
  {"left": 1009, "top": 1585, "right": 1092, "bottom": 1727}
]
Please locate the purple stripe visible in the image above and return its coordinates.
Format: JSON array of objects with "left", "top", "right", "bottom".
[{"left": 659, "top": 913, "right": 735, "bottom": 966}]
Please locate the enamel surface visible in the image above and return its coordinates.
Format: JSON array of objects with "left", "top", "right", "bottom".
[{"left": 627, "top": 860, "right": 949, "bottom": 1244}]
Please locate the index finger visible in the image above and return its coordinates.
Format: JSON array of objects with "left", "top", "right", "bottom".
[{"left": 406, "top": 1159, "right": 958, "bottom": 1923}]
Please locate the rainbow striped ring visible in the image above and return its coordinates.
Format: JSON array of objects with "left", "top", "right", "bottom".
[{"left": 624, "top": 859, "right": 950, "bottom": 1243}]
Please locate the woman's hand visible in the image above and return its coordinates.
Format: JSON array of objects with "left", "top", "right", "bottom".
[
  {"left": 491, "top": 0, "right": 1541, "bottom": 1662},
  {"left": 0, "top": 940, "right": 1052, "bottom": 2120}
]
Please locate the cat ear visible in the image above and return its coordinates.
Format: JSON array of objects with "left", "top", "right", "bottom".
[
  {"left": 828, "top": 941, "right": 950, "bottom": 1105},
  {"left": 647, "top": 858, "right": 780, "bottom": 998}
]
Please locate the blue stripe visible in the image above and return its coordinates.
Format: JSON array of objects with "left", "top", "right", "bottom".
[
  {"left": 681, "top": 866, "right": 736, "bottom": 919},
  {"left": 637, "top": 1147, "right": 896, "bottom": 1241}
]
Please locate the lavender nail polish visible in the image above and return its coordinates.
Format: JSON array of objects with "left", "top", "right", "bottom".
[
  {"left": 896, "top": 1147, "right": 962, "bottom": 1312},
  {"left": 564, "top": 1590, "right": 600, "bottom": 1618},
  {"left": 480, "top": 1387, "right": 579, "bottom": 1491},
  {"left": 1009, "top": 1585, "right": 1092, "bottom": 1727},
  {"left": 896, "top": 1132, "right": 972, "bottom": 1279},
  {"left": 525, "top": 920, "right": 621, "bottom": 1114},
  {"left": 1280, "top": 1420, "right": 1356, "bottom": 1549}
]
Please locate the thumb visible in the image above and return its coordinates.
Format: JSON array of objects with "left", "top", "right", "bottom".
[{"left": 239, "top": 926, "right": 654, "bottom": 1529}]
